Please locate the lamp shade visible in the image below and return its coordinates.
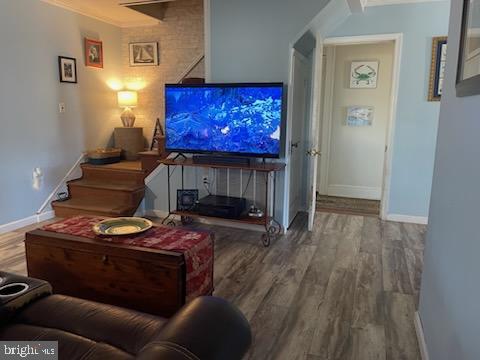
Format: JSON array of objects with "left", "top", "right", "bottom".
[{"left": 117, "top": 91, "right": 138, "bottom": 108}]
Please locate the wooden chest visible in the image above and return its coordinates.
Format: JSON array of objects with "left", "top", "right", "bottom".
[{"left": 25, "top": 230, "right": 186, "bottom": 317}]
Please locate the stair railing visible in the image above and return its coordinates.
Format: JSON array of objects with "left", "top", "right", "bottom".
[{"left": 36, "top": 152, "right": 87, "bottom": 215}]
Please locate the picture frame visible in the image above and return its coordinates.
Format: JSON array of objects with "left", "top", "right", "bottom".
[
  {"left": 350, "top": 61, "right": 379, "bottom": 89},
  {"left": 346, "top": 106, "right": 374, "bottom": 127},
  {"left": 428, "top": 36, "right": 448, "bottom": 101},
  {"left": 58, "top": 56, "right": 77, "bottom": 83},
  {"left": 85, "top": 38, "right": 103, "bottom": 68},
  {"left": 177, "top": 189, "right": 199, "bottom": 211},
  {"left": 456, "top": 0, "right": 480, "bottom": 97},
  {"left": 129, "top": 42, "right": 159, "bottom": 66}
]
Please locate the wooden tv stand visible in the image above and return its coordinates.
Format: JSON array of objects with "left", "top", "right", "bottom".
[{"left": 159, "top": 157, "right": 286, "bottom": 246}]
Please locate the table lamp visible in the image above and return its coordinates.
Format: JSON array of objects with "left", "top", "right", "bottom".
[{"left": 117, "top": 90, "right": 138, "bottom": 127}]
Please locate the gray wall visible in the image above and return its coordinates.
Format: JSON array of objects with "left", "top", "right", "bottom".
[
  {"left": 328, "top": 1, "right": 450, "bottom": 218},
  {"left": 0, "top": 1, "right": 122, "bottom": 224},
  {"left": 418, "top": 0, "right": 480, "bottom": 358},
  {"left": 209, "top": 0, "right": 330, "bottom": 225}
]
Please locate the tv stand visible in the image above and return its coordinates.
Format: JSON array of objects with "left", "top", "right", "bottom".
[
  {"left": 192, "top": 155, "right": 251, "bottom": 167},
  {"left": 159, "top": 157, "right": 285, "bottom": 246}
]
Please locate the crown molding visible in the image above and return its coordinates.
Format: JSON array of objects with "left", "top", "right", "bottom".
[
  {"left": 365, "top": 0, "right": 447, "bottom": 7},
  {"left": 40, "top": 0, "right": 159, "bottom": 28}
]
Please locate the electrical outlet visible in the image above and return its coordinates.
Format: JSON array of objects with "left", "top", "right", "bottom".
[
  {"left": 59, "top": 103, "right": 66, "bottom": 113},
  {"left": 202, "top": 175, "right": 208, "bottom": 183}
]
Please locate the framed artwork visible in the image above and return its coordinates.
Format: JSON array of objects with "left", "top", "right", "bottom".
[
  {"left": 428, "top": 37, "right": 448, "bottom": 101},
  {"left": 58, "top": 56, "right": 77, "bottom": 83},
  {"left": 129, "top": 42, "right": 159, "bottom": 66},
  {"left": 456, "top": 0, "right": 480, "bottom": 97},
  {"left": 85, "top": 38, "right": 103, "bottom": 68},
  {"left": 346, "top": 106, "right": 374, "bottom": 127},
  {"left": 350, "top": 61, "right": 379, "bottom": 88}
]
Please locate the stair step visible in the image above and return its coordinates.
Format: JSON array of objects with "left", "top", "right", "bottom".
[
  {"left": 68, "top": 179, "right": 144, "bottom": 192},
  {"left": 52, "top": 198, "right": 136, "bottom": 218},
  {"left": 81, "top": 162, "right": 146, "bottom": 184}
]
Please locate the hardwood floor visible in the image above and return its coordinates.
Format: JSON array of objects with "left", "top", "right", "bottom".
[{"left": 0, "top": 212, "right": 425, "bottom": 360}]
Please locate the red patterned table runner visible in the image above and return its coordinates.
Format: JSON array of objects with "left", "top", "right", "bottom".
[{"left": 42, "top": 216, "right": 213, "bottom": 302}]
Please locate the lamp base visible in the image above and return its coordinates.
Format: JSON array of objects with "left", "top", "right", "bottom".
[{"left": 121, "top": 107, "right": 136, "bottom": 127}]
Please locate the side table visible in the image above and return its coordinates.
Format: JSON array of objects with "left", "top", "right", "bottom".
[{"left": 114, "top": 127, "right": 144, "bottom": 160}]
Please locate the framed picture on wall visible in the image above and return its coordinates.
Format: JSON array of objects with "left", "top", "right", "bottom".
[
  {"left": 129, "top": 42, "right": 159, "bottom": 66},
  {"left": 346, "top": 106, "right": 374, "bottom": 126},
  {"left": 58, "top": 56, "right": 77, "bottom": 83},
  {"left": 85, "top": 38, "right": 103, "bottom": 68},
  {"left": 428, "top": 36, "right": 448, "bottom": 101},
  {"left": 350, "top": 61, "right": 379, "bottom": 88},
  {"left": 456, "top": 0, "right": 480, "bottom": 97}
]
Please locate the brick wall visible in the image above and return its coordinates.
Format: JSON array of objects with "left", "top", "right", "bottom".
[{"left": 121, "top": 0, "right": 204, "bottom": 145}]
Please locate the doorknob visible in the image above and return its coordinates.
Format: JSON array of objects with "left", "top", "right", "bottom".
[{"left": 307, "top": 149, "right": 321, "bottom": 156}]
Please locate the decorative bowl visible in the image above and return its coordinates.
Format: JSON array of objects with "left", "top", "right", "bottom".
[{"left": 93, "top": 217, "right": 153, "bottom": 236}]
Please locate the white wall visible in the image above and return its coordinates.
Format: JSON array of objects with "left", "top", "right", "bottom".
[
  {"left": 324, "top": 42, "right": 394, "bottom": 200},
  {"left": 0, "top": 1, "right": 122, "bottom": 225},
  {"left": 419, "top": 0, "right": 480, "bottom": 358}
]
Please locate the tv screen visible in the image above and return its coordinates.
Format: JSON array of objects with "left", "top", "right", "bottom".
[{"left": 165, "top": 83, "right": 283, "bottom": 158}]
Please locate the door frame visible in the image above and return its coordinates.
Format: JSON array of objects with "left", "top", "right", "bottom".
[{"left": 317, "top": 33, "right": 403, "bottom": 220}]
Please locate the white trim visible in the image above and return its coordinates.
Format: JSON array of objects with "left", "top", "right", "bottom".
[
  {"left": 204, "top": 0, "right": 212, "bottom": 82},
  {"left": 319, "top": 33, "right": 403, "bottom": 221},
  {"left": 0, "top": 211, "right": 55, "bottom": 235},
  {"left": 176, "top": 54, "right": 205, "bottom": 83},
  {"left": 40, "top": 0, "right": 159, "bottom": 28},
  {"left": 145, "top": 209, "right": 287, "bottom": 233},
  {"left": 283, "top": 48, "right": 297, "bottom": 228},
  {"left": 366, "top": 0, "right": 446, "bottom": 7},
  {"left": 386, "top": 214, "right": 428, "bottom": 224},
  {"left": 327, "top": 185, "right": 382, "bottom": 200},
  {"left": 37, "top": 153, "right": 86, "bottom": 215},
  {"left": 414, "top": 312, "right": 430, "bottom": 360}
]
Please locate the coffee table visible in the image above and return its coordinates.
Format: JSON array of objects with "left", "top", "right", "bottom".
[{"left": 25, "top": 217, "right": 214, "bottom": 317}]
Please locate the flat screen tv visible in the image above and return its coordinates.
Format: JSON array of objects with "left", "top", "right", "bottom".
[{"left": 165, "top": 83, "right": 284, "bottom": 158}]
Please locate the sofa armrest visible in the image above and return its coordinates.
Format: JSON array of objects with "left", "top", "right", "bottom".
[{"left": 136, "top": 296, "right": 251, "bottom": 360}]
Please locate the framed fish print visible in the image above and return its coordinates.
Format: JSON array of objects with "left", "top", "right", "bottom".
[
  {"left": 85, "top": 38, "right": 103, "bottom": 68},
  {"left": 129, "top": 42, "right": 159, "bottom": 66},
  {"left": 350, "top": 61, "right": 379, "bottom": 89},
  {"left": 428, "top": 36, "right": 447, "bottom": 101},
  {"left": 58, "top": 56, "right": 77, "bottom": 83},
  {"left": 456, "top": 0, "right": 480, "bottom": 97}
]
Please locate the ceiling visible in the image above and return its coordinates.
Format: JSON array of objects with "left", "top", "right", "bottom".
[{"left": 41, "top": 0, "right": 162, "bottom": 27}]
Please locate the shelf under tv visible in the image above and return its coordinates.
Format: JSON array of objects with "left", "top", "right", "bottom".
[
  {"left": 171, "top": 210, "right": 267, "bottom": 226},
  {"left": 159, "top": 157, "right": 285, "bottom": 247},
  {"left": 159, "top": 157, "right": 285, "bottom": 172}
]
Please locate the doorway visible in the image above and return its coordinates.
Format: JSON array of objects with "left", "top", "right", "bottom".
[{"left": 316, "top": 35, "right": 401, "bottom": 218}]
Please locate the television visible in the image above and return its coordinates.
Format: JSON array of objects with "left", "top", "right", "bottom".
[{"left": 165, "top": 83, "right": 284, "bottom": 158}]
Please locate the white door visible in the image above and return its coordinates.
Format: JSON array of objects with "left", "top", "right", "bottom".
[
  {"left": 288, "top": 50, "right": 308, "bottom": 226},
  {"left": 306, "top": 43, "right": 323, "bottom": 230},
  {"left": 325, "top": 42, "right": 394, "bottom": 200}
]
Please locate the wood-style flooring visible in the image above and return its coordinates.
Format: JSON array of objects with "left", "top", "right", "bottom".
[
  {"left": 316, "top": 195, "right": 381, "bottom": 217},
  {"left": 0, "top": 212, "right": 425, "bottom": 360}
]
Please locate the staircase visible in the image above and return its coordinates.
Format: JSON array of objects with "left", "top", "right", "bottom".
[{"left": 52, "top": 161, "right": 149, "bottom": 218}]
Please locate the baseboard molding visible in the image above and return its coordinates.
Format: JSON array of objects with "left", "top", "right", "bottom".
[
  {"left": 145, "top": 209, "right": 283, "bottom": 233},
  {"left": 414, "top": 312, "right": 430, "bottom": 360},
  {"left": 0, "top": 210, "right": 55, "bottom": 235},
  {"left": 327, "top": 184, "right": 381, "bottom": 200},
  {"left": 386, "top": 214, "right": 428, "bottom": 225}
]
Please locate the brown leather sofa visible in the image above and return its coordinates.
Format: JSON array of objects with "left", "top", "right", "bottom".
[{"left": 0, "top": 272, "right": 251, "bottom": 359}]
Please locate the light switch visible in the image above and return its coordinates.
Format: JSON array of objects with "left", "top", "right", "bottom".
[{"left": 59, "top": 103, "right": 66, "bottom": 113}]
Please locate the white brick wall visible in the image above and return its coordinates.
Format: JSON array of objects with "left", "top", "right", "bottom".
[{"left": 121, "top": 0, "right": 204, "bottom": 145}]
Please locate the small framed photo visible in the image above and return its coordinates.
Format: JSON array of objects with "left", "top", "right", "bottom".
[
  {"left": 350, "top": 61, "right": 379, "bottom": 89},
  {"left": 85, "top": 38, "right": 103, "bottom": 68},
  {"left": 129, "top": 42, "right": 159, "bottom": 66},
  {"left": 428, "top": 36, "right": 447, "bottom": 101},
  {"left": 58, "top": 56, "right": 77, "bottom": 83},
  {"left": 346, "top": 106, "right": 374, "bottom": 127}
]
